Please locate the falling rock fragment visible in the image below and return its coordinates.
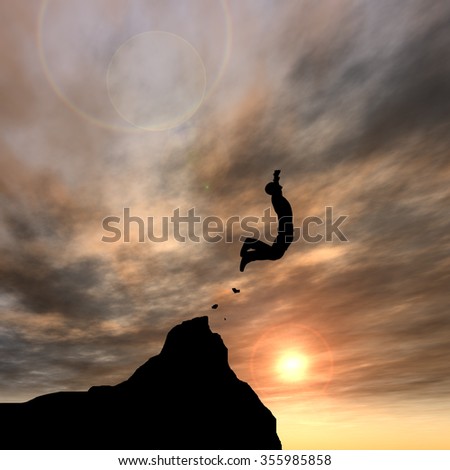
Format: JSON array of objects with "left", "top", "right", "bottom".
[
  {"left": 232, "top": 288, "right": 240, "bottom": 294},
  {"left": 211, "top": 304, "right": 219, "bottom": 309}
]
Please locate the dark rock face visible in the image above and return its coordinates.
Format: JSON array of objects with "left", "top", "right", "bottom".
[{"left": 1, "top": 316, "right": 282, "bottom": 450}]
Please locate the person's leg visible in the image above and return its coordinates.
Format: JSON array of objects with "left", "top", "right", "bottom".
[
  {"left": 240, "top": 237, "right": 272, "bottom": 256},
  {"left": 240, "top": 240, "right": 273, "bottom": 272}
]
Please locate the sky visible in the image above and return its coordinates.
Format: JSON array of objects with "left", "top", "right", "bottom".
[{"left": 1, "top": 0, "right": 450, "bottom": 450}]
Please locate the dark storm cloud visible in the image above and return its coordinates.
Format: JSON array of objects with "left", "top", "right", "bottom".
[
  {"left": 0, "top": 316, "right": 173, "bottom": 401},
  {"left": 285, "top": 0, "right": 450, "bottom": 165},
  {"left": 356, "top": 15, "right": 450, "bottom": 159},
  {"left": 0, "top": 146, "right": 128, "bottom": 322},
  {"left": 0, "top": 252, "right": 109, "bottom": 319}
]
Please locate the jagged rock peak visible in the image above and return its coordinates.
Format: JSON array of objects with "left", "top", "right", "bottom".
[
  {"left": 125, "top": 316, "right": 231, "bottom": 386},
  {"left": 161, "top": 316, "right": 228, "bottom": 360}
]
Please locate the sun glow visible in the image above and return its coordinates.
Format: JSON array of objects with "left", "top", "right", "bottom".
[{"left": 277, "top": 352, "right": 309, "bottom": 382}]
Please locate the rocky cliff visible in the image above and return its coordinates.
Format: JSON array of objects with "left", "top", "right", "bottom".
[{"left": 1, "top": 316, "right": 282, "bottom": 450}]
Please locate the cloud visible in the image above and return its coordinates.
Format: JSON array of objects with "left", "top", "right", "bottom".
[{"left": 284, "top": 0, "right": 450, "bottom": 166}]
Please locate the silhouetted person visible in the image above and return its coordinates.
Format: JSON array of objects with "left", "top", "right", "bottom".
[{"left": 240, "top": 170, "right": 293, "bottom": 272}]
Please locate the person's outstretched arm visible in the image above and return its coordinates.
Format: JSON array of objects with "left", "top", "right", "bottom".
[{"left": 273, "top": 170, "right": 281, "bottom": 184}]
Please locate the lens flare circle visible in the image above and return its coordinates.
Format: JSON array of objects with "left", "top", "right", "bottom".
[
  {"left": 38, "top": 0, "right": 232, "bottom": 132},
  {"left": 107, "top": 31, "right": 206, "bottom": 131}
]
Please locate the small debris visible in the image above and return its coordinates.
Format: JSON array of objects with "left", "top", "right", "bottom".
[
  {"left": 232, "top": 288, "right": 240, "bottom": 294},
  {"left": 224, "top": 317, "right": 227, "bottom": 321},
  {"left": 211, "top": 304, "right": 219, "bottom": 309}
]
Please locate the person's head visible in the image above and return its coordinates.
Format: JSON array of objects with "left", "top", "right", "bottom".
[{"left": 265, "top": 182, "right": 282, "bottom": 195}]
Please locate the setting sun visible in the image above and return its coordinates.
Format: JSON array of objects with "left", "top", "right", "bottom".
[{"left": 277, "top": 352, "right": 309, "bottom": 382}]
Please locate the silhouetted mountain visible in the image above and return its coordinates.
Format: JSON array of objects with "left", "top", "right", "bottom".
[{"left": 1, "top": 316, "right": 282, "bottom": 450}]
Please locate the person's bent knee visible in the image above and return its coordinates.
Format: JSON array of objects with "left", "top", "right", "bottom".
[{"left": 269, "top": 249, "right": 285, "bottom": 260}]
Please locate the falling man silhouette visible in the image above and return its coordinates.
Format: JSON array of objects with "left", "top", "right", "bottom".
[{"left": 240, "top": 170, "right": 294, "bottom": 272}]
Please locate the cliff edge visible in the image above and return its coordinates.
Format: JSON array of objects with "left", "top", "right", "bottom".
[{"left": 1, "top": 316, "right": 282, "bottom": 450}]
